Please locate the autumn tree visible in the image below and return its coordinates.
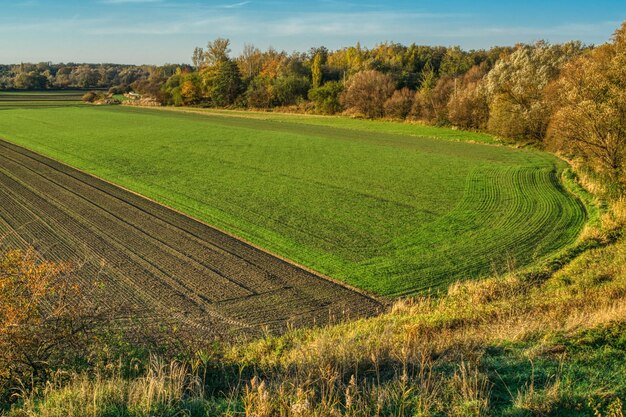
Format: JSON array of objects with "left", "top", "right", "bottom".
[
  {"left": 384, "top": 87, "right": 414, "bottom": 120},
  {"left": 341, "top": 70, "right": 394, "bottom": 118},
  {"left": 0, "top": 250, "right": 114, "bottom": 399},
  {"left": 485, "top": 41, "right": 583, "bottom": 141},
  {"left": 448, "top": 64, "right": 490, "bottom": 129},
  {"left": 548, "top": 22, "right": 626, "bottom": 183},
  {"left": 238, "top": 43, "right": 263, "bottom": 79},
  {"left": 203, "top": 38, "right": 231, "bottom": 67},
  {"left": 311, "top": 52, "right": 323, "bottom": 88},
  {"left": 192, "top": 47, "right": 205, "bottom": 69}
]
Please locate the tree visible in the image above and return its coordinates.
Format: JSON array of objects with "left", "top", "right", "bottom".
[
  {"left": 412, "top": 71, "right": 454, "bottom": 124},
  {"left": 0, "top": 250, "right": 114, "bottom": 398},
  {"left": 14, "top": 71, "right": 48, "bottom": 89},
  {"left": 447, "top": 64, "right": 490, "bottom": 129},
  {"left": 245, "top": 76, "right": 273, "bottom": 108},
  {"left": 439, "top": 46, "right": 473, "bottom": 78},
  {"left": 211, "top": 59, "right": 243, "bottom": 107},
  {"left": 180, "top": 73, "right": 203, "bottom": 105},
  {"left": 485, "top": 41, "right": 583, "bottom": 141},
  {"left": 204, "top": 38, "right": 231, "bottom": 67},
  {"left": 238, "top": 43, "right": 262, "bottom": 79},
  {"left": 384, "top": 88, "right": 414, "bottom": 120},
  {"left": 311, "top": 52, "right": 323, "bottom": 88},
  {"left": 547, "top": 22, "right": 626, "bottom": 183},
  {"left": 273, "top": 75, "right": 310, "bottom": 106},
  {"left": 308, "top": 81, "right": 344, "bottom": 114},
  {"left": 192, "top": 47, "right": 205, "bottom": 69},
  {"left": 341, "top": 70, "right": 395, "bottom": 118}
]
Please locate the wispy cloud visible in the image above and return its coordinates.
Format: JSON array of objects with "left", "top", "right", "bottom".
[{"left": 218, "top": 1, "right": 251, "bottom": 9}]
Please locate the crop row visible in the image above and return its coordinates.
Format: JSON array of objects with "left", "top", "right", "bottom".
[{"left": 0, "top": 141, "right": 382, "bottom": 335}]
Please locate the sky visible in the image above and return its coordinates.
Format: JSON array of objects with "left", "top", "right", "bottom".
[{"left": 0, "top": 0, "right": 624, "bottom": 65}]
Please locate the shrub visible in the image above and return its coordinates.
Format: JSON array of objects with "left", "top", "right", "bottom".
[
  {"left": 81, "top": 91, "right": 98, "bottom": 103},
  {"left": 384, "top": 88, "right": 414, "bottom": 120},
  {"left": 308, "top": 81, "right": 344, "bottom": 114},
  {"left": 341, "top": 70, "right": 394, "bottom": 118}
]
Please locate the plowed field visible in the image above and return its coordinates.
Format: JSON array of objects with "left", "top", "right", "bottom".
[{"left": 0, "top": 140, "right": 382, "bottom": 335}]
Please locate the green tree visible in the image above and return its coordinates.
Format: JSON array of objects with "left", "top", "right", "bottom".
[
  {"left": 211, "top": 59, "right": 243, "bottom": 107},
  {"left": 245, "top": 76, "right": 273, "bottom": 108},
  {"left": 308, "top": 81, "right": 344, "bottom": 114},
  {"left": 439, "top": 46, "right": 473, "bottom": 78},
  {"left": 274, "top": 75, "right": 311, "bottom": 106}
]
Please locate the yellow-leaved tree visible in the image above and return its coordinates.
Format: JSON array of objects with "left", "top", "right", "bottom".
[{"left": 547, "top": 22, "right": 626, "bottom": 185}]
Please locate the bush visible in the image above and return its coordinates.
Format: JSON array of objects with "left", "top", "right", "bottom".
[
  {"left": 308, "top": 81, "right": 344, "bottom": 114},
  {"left": 82, "top": 91, "right": 98, "bottom": 103},
  {"left": 341, "top": 70, "right": 394, "bottom": 118},
  {"left": 384, "top": 88, "right": 414, "bottom": 120}
]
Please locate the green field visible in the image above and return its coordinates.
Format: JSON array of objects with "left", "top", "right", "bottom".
[{"left": 0, "top": 101, "right": 586, "bottom": 296}]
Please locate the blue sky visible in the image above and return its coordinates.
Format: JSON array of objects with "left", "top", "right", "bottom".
[{"left": 0, "top": 0, "right": 624, "bottom": 64}]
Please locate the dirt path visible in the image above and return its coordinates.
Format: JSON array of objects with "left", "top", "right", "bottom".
[{"left": 0, "top": 140, "right": 383, "bottom": 337}]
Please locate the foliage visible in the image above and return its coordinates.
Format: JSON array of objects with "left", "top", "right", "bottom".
[
  {"left": 447, "top": 65, "right": 490, "bottom": 129},
  {"left": 383, "top": 87, "right": 414, "bottom": 120},
  {"left": 272, "top": 74, "right": 310, "bottom": 106},
  {"left": 311, "top": 52, "right": 323, "bottom": 89},
  {"left": 341, "top": 70, "right": 394, "bottom": 118},
  {"left": 0, "top": 250, "right": 106, "bottom": 402},
  {"left": 0, "top": 63, "right": 168, "bottom": 91},
  {"left": 210, "top": 59, "right": 243, "bottom": 107},
  {"left": 547, "top": 22, "right": 626, "bottom": 184},
  {"left": 485, "top": 41, "right": 583, "bottom": 141},
  {"left": 307, "top": 81, "right": 343, "bottom": 114}
]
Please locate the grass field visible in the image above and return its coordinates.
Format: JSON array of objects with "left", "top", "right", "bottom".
[{"left": 0, "top": 96, "right": 587, "bottom": 296}]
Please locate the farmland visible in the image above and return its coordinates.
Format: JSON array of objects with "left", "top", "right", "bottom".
[
  {"left": 0, "top": 139, "right": 382, "bottom": 334},
  {"left": 0, "top": 98, "right": 587, "bottom": 298},
  {"left": 0, "top": 90, "right": 84, "bottom": 110}
]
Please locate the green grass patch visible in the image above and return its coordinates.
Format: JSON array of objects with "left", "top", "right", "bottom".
[
  {"left": 0, "top": 106, "right": 586, "bottom": 295},
  {"left": 164, "top": 106, "right": 500, "bottom": 144}
]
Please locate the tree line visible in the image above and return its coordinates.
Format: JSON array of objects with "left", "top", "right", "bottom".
[{"left": 0, "top": 63, "right": 187, "bottom": 91}]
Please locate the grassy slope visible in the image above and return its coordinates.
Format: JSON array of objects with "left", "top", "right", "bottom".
[{"left": 0, "top": 105, "right": 585, "bottom": 295}]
